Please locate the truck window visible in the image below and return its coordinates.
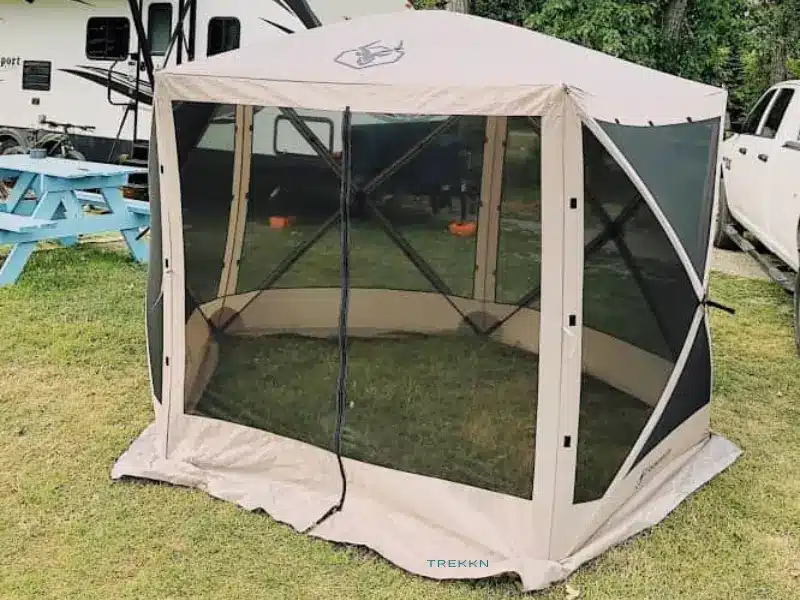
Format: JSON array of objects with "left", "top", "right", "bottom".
[
  {"left": 741, "top": 89, "right": 776, "bottom": 135},
  {"left": 86, "top": 17, "right": 131, "bottom": 61},
  {"left": 148, "top": 4, "right": 173, "bottom": 56},
  {"left": 207, "top": 17, "right": 241, "bottom": 56},
  {"left": 760, "top": 88, "right": 795, "bottom": 139}
]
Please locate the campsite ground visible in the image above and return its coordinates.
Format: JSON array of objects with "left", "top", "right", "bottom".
[{"left": 0, "top": 242, "right": 798, "bottom": 599}]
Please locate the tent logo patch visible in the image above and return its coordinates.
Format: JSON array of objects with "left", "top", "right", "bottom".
[{"left": 335, "top": 40, "right": 405, "bottom": 70}]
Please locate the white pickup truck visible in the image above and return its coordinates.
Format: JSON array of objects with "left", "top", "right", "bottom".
[{"left": 715, "top": 80, "right": 800, "bottom": 354}]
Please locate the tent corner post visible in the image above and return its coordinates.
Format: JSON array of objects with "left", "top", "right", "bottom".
[{"left": 472, "top": 116, "right": 506, "bottom": 307}]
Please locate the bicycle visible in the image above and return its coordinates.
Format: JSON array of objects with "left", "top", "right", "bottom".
[{"left": 1, "top": 118, "right": 95, "bottom": 160}]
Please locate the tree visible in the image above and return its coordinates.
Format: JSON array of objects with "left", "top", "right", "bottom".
[
  {"left": 412, "top": 0, "right": 798, "bottom": 113},
  {"left": 525, "top": 0, "right": 661, "bottom": 67}
]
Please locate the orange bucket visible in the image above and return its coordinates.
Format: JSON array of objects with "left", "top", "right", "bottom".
[
  {"left": 448, "top": 221, "right": 477, "bottom": 237},
  {"left": 269, "top": 216, "right": 296, "bottom": 229}
]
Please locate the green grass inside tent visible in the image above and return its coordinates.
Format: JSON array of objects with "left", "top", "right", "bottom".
[
  {"left": 192, "top": 333, "right": 651, "bottom": 501},
  {"left": 183, "top": 197, "right": 679, "bottom": 502}
]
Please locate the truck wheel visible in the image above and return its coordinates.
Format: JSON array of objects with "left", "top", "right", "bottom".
[
  {"left": 713, "top": 178, "right": 739, "bottom": 250},
  {"left": 794, "top": 269, "right": 800, "bottom": 357}
]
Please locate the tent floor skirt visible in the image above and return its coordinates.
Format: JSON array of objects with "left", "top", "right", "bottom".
[{"left": 111, "top": 424, "right": 740, "bottom": 592}]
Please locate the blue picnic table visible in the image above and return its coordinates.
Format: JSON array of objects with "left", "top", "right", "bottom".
[{"left": 0, "top": 155, "right": 150, "bottom": 287}]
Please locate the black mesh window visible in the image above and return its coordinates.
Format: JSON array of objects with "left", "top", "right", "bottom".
[
  {"left": 599, "top": 119, "right": 720, "bottom": 278},
  {"left": 630, "top": 319, "right": 711, "bottom": 470},
  {"left": 147, "top": 119, "right": 164, "bottom": 403},
  {"left": 345, "top": 114, "right": 485, "bottom": 297},
  {"left": 573, "top": 126, "right": 698, "bottom": 504},
  {"left": 236, "top": 108, "right": 344, "bottom": 294},
  {"left": 338, "top": 114, "right": 536, "bottom": 499},
  {"left": 495, "top": 117, "right": 542, "bottom": 306},
  {"left": 174, "top": 102, "right": 236, "bottom": 305},
  {"left": 188, "top": 106, "right": 343, "bottom": 451},
  {"left": 185, "top": 109, "right": 540, "bottom": 500}
]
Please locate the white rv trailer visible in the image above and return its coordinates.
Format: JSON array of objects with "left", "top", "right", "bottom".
[{"left": 0, "top": 0, "right": 415, "bottom": 165}]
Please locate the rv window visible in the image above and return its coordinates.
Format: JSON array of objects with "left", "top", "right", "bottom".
[
  {"left": 22, "top": 61, "right": 52, "bottom": 92},
  {"left": 207, "top": 17, "right": 241, "bottom": 56},
  {"left": 148, "top": 4, "right": 173, "bottom": 56},
  {"left": 86, "top": 17, "right": 131, "bottom": 61},
  {"left": 274, "top": 115, "right": 334, "bottom": 156}
]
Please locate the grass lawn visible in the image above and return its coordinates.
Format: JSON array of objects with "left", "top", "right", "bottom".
[
  {"left": 1, "top": 241, "right": 799, "bottom": 599},
  {"left": 193, "top": 333, "right": 650, "bottom": 502}
]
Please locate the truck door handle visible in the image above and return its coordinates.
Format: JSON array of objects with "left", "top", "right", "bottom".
[
  {"left": 738, "top": 147, "right": 747, "bottom": 155},
  {"left": 758, "top": 153, "right": 768, "bottom": 162}
]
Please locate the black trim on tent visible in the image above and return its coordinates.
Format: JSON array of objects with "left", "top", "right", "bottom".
[
  {"left": 146, "top": 118, "right": 164, "bottom": 403},
  {"left": 303, "top": 106, "right": 353, "bottom": 533}
]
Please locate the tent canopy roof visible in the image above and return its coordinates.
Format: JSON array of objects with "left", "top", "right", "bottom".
[{"left": 158, "top": 10, "right": 726, "bottom": 124}]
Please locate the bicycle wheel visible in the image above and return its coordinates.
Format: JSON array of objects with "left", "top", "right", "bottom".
[{"left": 2, "top": 145, "right": 26, "bottom": 155}]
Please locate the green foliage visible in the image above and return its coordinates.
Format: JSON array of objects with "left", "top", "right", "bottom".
[
  {"left": 789, "top": 58, "right": 800, "bottom": 78},
  {"left": 410, "top": 0, "right": 448, "bottom": 8},
  {"left": 470, "top": 0, "right": 543, "bottom": 25},
  {"left": 410, "top": 0, "right": 799, "bottom": 116},
  {"left": 525, "top": 0, "right": 747, "bottom": 85},
  {"left": 527, "top": 0, "right": 661, "bottom": 70}
]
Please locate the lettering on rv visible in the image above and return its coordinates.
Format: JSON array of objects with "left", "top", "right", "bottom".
[{"left": 0, "top": 56, "right": 22, "bottom": 69}]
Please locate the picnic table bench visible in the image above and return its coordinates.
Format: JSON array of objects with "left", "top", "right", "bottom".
[{"left": 0, "top": 155, "right": 149, "bottom": 286}]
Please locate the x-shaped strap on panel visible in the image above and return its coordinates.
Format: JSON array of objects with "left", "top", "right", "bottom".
[
  {"left": 219, "top": 108, "right": 481, "bottom": 335},
  {"left": 584, "top": 189, "right": 681, "bottom": 359},
  {"left": 483, "top": 192, "right": 644, "bottom": 336}
]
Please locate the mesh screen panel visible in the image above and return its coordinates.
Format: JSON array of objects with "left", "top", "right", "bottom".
[
  {"left": 630, "top": 318, "right": 711, "bottom": 470},
  {"left": 174, "top": 102, "right": 236, "bottom": 305},
  {"left": 573, "top": 125, "right": 697, "bottom": 504},
  {"left": 337, "top": 113, "right": 537, "bottom": 498},
  {"left": 346, "top": 114, "right": 486, "bottom": 297},
  {"left": 599, "top": 119, "right": 720, "bottom": 277},
  {"left": 187, "top": 107, "right": 344, "bottom": 451},
  {"left": 191, "top": 335, "right": 340, "bottom": 452},
  {"left": 496, "top": 117, "right": 542, "bottom": 306},
  {"left": 237, "top": 108, "right": 343, "bottom": 293},
  {"left": 181, "top": 109, "right": 543, "bottom": 499},
  {"left": 146, "top": 118, "right": 164, "bottom": 403}
]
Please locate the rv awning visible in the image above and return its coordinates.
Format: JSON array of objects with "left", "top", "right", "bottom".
[{"left": 156, "top": 9, "right": 726, "bottom": 125}]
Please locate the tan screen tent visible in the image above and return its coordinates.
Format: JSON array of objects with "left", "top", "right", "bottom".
[{"left": 113, "top": 9, "right": 741, "bottom": 591}]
